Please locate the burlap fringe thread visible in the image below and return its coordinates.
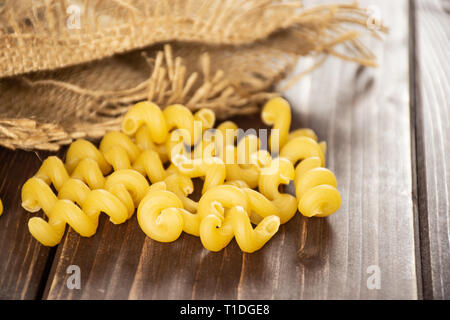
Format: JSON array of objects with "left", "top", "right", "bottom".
[{"left": 0, "top": 0, "right": 386, "bottom": 151}]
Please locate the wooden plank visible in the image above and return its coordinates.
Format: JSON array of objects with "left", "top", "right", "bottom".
[
  {"left": 0, "top": 147, "right": 56, "bottom": 299},
  {"left": 43, "top": 0, "right": 418, "bottom": 299},
  {"left": 414, "top": 0, "right": 450, "bottom": 300}
]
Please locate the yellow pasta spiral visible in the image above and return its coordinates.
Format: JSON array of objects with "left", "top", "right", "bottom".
[
  {"left": 35, "top": 156, "right": 105, "bottom": 190},
  {"left": 198, "top": 185, "right": 280, "bottom": 252},
  {"left": 99, "top": 131, "right": 141, "bottom": 171},
  {"left": 258, "top": 156, "right": 297, "bottom": 224},
  {"left": 262, "top": 97, "right": 292, "bottom": 151},
  {"left": 294, "top": 157, "right": 341, "bottom": 218},
  {"left": 281, "top": 137, "right": 340, "bottom": 218},
  {"left": 225, "top": 135, "right": 261, "bottom": 188},
  {"left": 137, "top": 182, "right": 200, "bottom": 241},
  {"left": 121, "top": 101, "right": 168, "bottom": 143},
  {"left": 65, "top": 139, "right": 111, "bottom": 175},
  {"left": 23, "top": 154, "right": 148, "bottom": 246},
  {"left": 22, "top": 177, "right": 95, "bottom": 246},
  {"left": 172, "top": 154, "right": 226, "bottom": 194}
]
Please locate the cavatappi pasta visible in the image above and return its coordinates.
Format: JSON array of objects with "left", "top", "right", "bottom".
[{"left": 19, "top": 97, "right": 341, "bottom": 252}]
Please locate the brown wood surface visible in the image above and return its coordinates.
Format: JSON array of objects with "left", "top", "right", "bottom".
[
  {"left": 0, "top": 0, "right": 447, "bottom": 300},
  {"left": 413, "top": 0, "right": 450, "bottom": 300},
  {"left": 0, "top": 148, "right": 58, "bottom": 299},
  {"left": 41, "top": 0, "right": 418, "bottom": 300}
]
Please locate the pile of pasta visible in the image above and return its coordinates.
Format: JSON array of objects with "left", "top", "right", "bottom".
[{"left": 20, "top": 97, "right": 341, "bottom": 252}]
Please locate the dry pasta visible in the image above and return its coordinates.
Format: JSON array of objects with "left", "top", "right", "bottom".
[
  {"left": 294, "top": 157, "right": 341, "bottom": 218},
  {"left": 99, "top": 131, "right": 141, "bottom": 171},
  {"left": 172, "top": 154, "right": 226, "bottom": 194},
  {"left": 198, "top": 185, "right": 281, "bottom": 252},
  {"left": 225, "top": 135, "right": 261, "bottom": 188},
  {"left": 261, "top": 97, "right": 292, "bottom": 151},
  {"left": 280, "top": 137, "right": 340, "bottom": 218},
  {"left": 137, "top": 182, "right": 200, "bottom": 241},
  {"left": 121, "top": 101, "right": 168, "bottom": 143},
  {"left": 258, "top": 157, "right": 297, "bottom": 224},
  {"left": 19, "top": 97, "right": 341, "bottom": 253}
]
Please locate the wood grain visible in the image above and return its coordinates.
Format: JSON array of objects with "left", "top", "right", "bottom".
[
  {"left": 40, "top": 0, "right": 419, "bottom": 300},
  {"left": 0, "top": 147, "right": 57, "bottom": 299},
  {"left": 414, "top": 0, "right": 450, "bottom": 300}
]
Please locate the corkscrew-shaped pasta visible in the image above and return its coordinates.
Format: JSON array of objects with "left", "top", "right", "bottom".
[
  {"left": 121, "top": 101, "right": 168, "bottom": 144},
  {"left": 206, "top": 120, "right": 239, "bottom": 160},
  {"left": 280, "top": 136, "right": 325, "bottom": 166},
  {"left": 225, "top": 135, "right": 261, "bottom": 188},
  {"left": 198, "top": 185, "right": 249, "bottom": 251},
  {"left": 23, "top": 152, "right": 149, "bottom": 245},
  {"left": 294, "top": 157, "right": 341, "bottom": 217},
  {"left": 65, "top": 139, "right": 112, "bottom": 175},
  {"left": 262, "top": 97, "right": 292, "bottom": 151},
  {"left": 229, "top": 206, "right": 280, "bottom": 253},
  {"left": 99, "top": 131, "right": 141, "bottom": 171},
  {"left": 280, "top": 137, "right": 340, "bottom": 217},
  {"left": 258, "top": 156, "right": 297, "bottom": 224},
  {"left": 135, "top": 125, "right": 169, "bottom": 163},
  {"left": 163, "top": 104, "right": 196, "bottom": 145},
  {"left": 22, "top": 177, "right": 95, "bottom": 246},
  {"left": 36, "top": 156, "right": 105, "bottom": 191},
  {"left": 133, "top": 149, "right": 167, "bottom": 183},
  {"left": 198, "top": 185, "right": 281, "bottom": 252},
  {"left": 137, "top": 182, "right": 200, "bottom": 241},
  {"left": 103, "top": 169, "right": 149, "bottom": 219},
  {"left": 172, "top": 154, "right": 226, "bottom": 194},
  {"left": 164, "top": 173, "right": 198, "bottom": 213}
]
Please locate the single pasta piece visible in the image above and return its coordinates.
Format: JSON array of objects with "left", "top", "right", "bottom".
[
  {"left": 287, "top": 128, "right": 318, "bottom": 142},
  {"left": 103, "top": 169, "right": 149, "bottom": 219},
  {"left": 0, "top": 198, "right": 3, "bottom": 216},
  {"left": 261, "top": 97, "right": 292, "bottom": 151},
  {"left": 165, "top": 129, "right": 192, "bottom": 161},
  {"left": 35, "top": 156, "right": 69, "bottom": 191},
  {"left": 224, "top": 180, "right": 250, "bottom": 189},
  {"left": 225, "top": 135, "right": 261, "bottom": 189},
  {"left": 137, "top": 182, "right": 194, "bottom": 242},
  {"left": 229, "top": 206, "right": 280, "bottom": 253},
  {"left": 163, "top": 104, "right": 196, "bottom": 145},
  {"left": 81, "top": 190, "right": 129, "bottom": 225},
  {"left": 172, "top": 155, "right": 226, "bottom": 194},
  {"left": 134, "top": 125, "right": 169, "bottom": 163},
  {"left": 198, "top": 185, "right": 250, "bottom": 251},
  {"left": 70, "top": 158, "right": 106, "bottom": 190},
  {"left": 22, "top": 177, "right": 95, "bottom": 246},
  {"left": 133, "top": 149, "right": 167, "bottom": 183},
  {"left": 210, "top": 121, "right": 239, "bottom": 160},
  {"left": 99, "top": 131, "right": 141, "bottom": 171},
  {"left": 121, "top": 101, "right": 168, "bottom": 143},
  {"left": 200, "top": 205, "right": 280, "bottom": 253},
  {"left": 22, "top": 177, "right": 58, "bottom": 215},
  {"left": 164, "top": 173, "right": 198, "bottom": 213},
  {"left": 199, "top": 209, "right": 234, "bottom": 252},
  {"left": 65, "top": 139, "right": 111, "bottom": 175},
  {"left": 242, "top": 188, "right": 279, "bottom": 225},
  {"left": 280, "top": 136, "right": 325, "bottom": 167},
  {"left": 258, "top": 157, "right": 297, "bottom": 224},
  {"left": 58, "top": 178, "right": 91, "bottom": 206},
  {"left": 294, "top": 157, "right": 341, "bottom": 218},
  {"left": 193, "top": 108, "right": 216, "bottom": 144}
]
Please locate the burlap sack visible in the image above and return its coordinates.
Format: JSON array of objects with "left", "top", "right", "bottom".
[{"left": 0, "top": 0, "right": 385, "bottom": 151}]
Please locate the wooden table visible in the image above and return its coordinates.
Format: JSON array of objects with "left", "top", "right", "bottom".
[{"left": 0, "top": 0, "right": 448, "bottom": 300}]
